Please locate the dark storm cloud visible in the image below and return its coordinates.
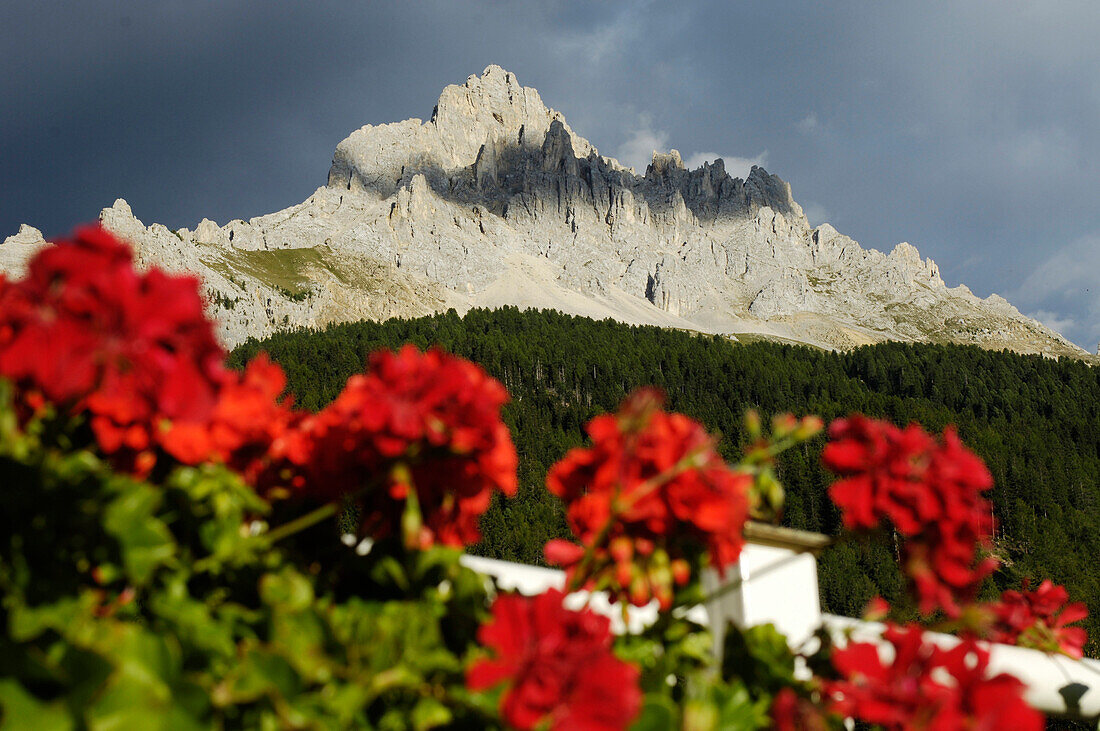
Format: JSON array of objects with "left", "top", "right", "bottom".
[{"left": 3, "top": 1, "right": 1099, "bottom": 347}]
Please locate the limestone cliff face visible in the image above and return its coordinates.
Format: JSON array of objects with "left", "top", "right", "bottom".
[{"left": 1, "top": 65, "right": 1084, "bottom": 357}]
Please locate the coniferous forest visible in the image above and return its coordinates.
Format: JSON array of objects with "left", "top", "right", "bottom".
[{"left": 230, "top": 307, "right": 1100, "bottom": 653}]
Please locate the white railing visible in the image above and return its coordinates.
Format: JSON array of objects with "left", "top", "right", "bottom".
[{"left": 460, "top": 528, "right": 1100, "bottom": 721}]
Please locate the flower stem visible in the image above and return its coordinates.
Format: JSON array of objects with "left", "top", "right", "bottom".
[{"left": 264, "top": 502, "right": 338, "bottom": 544}]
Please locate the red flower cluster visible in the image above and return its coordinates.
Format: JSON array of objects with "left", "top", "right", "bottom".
[
  {"left": 544, "top": 389, "right": 750, "bottom": 607},
  {"left": 0, "top": 228, "right": 516, "bottom": 549},
  {"left": 161, "top": 354, "right": 301, "bottom": 487},
  {"left": 988, "top": 579, "right": 1089, "bottom": 658},
  {"left": 0, "top": 225, "right": 225, "bottom": 473},
  {"left": 291, "top": 345, "right": 518, "bottom": 547},
  {"left": 823, "top": 415, "right": 996, "bottom": 616},
  {"left": 829, "top": 624, "right": 1043, "bottom": 729},
  {"left": 466, "top": 589, "right": 641, "bottom": 730}
]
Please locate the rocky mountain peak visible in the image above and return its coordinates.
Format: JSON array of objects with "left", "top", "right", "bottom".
[
  {"left": 432, "top": 65, "right": 550, "bottom": 143},
  {"left": 1, "top": 66, "right": 1086, "bottom": 359},
  {"left": 0, "top": 224, "right": 48, "bottom": 277},
  {"left": 744, "top": 165, "right": 799, "bottom": 216},
  {"left": 326, "top": 67, "right": 804, "bottom": 227},
  {"left": 647, "top": 149, "right": 686, "bottom": 177},
  {"left": 328, "top": 66, "right": 599, "bottom": 199}
]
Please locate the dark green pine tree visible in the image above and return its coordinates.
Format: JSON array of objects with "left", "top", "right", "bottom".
[{"left": 230, "top": 308, "right": 1100, "bottom": 656}]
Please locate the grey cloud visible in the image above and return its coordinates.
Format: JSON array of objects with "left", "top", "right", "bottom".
[
  {"left": 682, "top": 152, "right": 768, "bottom": 181},
  {"left": 1010, "top": 233, "right": 1100, "bottom": 348},
  {"left": 2, "top": 0, "right": 1099, "bottom": 347},
  {"left": 616, "top": 119, "right": 670, "bottom": 173}
]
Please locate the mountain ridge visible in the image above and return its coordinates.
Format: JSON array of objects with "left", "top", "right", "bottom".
[{"left": 1, "top": 65, "right": 1084, "bottom": 358}]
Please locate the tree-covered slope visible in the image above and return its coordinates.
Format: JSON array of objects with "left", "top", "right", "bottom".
[{"left": 230, "top": 307, "right": 1100, "bottom": 651}]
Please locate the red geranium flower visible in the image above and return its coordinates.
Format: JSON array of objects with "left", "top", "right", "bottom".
[
  {"left": 823, "top": 416, "right": 937, "bottom": 533},
  {"left": 0, "top": 225, "right": 225, "bottom": 473},
  {"left": 544, "top": 389, "right": 749, "bottom": 607},
  {"left": 829, "top": 624, "right": 953, "bottom": 728},
  {"left": 937, "top": 637, "right": 1044, "bottom": 730},
  {"left": 161, "top": 353, "right": 302, "bottom": 488},
  {"left": 904, "top": 519, "right": 998, "bottom": 617},
  {"left": 823, "top": 416, "right": 996, "bottom": 617},
  {"left": 988, "top": 579, "right": 1089, "bottom": 658},
  {"left": 467, "top": 589, "right": 641, "bottom": 731},
  {"left": 829, "top": 624, "right": 1043, "bottom": 730},
  {"left": 292, "top": 345, "right": 517, "bottom": 547},
  {"left": 824, "top": 417, "right": 992, "bottom": 537}
]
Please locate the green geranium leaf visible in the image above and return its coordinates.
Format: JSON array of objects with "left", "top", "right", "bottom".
[
  {"left": 411, "top": 697, "right": 452, "bottom": 730},
  {"left": 631, "top": 695, "right": 679, "bottom": 731},
  {"left": 88, "top": 675, "right": 203, "bottom": 731},
  {"left": 259, "top": 568, "right": 314, "bottom": 612},
  {"left": 103, "top": 482, "right": 175, "bottom": 584},
  {"left": 712, "top": 681, "right": 772, "bottom": 729},
  {"left": 0, "top": 679, "right": 74, "bottom": 731},
  {"left": 721, "top": 623, "right": 797, "bottom": 693},
  {"left": 219, "top": 648, "right": 301, "bottom": 705},
  {"left": 9, "top": 595, "right": 93, "bottom": 642}
]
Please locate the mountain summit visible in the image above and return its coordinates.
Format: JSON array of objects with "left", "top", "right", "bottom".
[{"left": 2, "top": 66, "right": 1084, "bottom": 356}]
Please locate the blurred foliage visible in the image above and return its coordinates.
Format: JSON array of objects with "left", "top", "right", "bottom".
[
  {"left": 0, "top": 381, "right": 496, "bottom": 729},
  {"left": 0, "top": 375, "right": 804, "bottom": 729}
]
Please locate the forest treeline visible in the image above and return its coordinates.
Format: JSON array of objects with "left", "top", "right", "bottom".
[{"left": 230, "top": 307, "right": 1100, "bottom": 651}]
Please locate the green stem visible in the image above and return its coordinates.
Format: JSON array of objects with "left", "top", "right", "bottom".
[
  {"left": 263, "top": 502, "right": 338, "bottom": 544},
  {"left": 263, "top": 473, "right": 390, "bottom": 546},
  {"left": 743, "top": 434, "right": 801, "bottom": 467},
  {"left": 401, "top": 481, "right": 423, "bottom": 550}
]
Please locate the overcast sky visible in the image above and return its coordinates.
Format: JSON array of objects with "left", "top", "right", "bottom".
[{"left": 3, "top": 1, "right": 1099, "bottom": 348}]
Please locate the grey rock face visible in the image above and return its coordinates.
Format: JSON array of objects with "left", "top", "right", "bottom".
[
  {"left": 0, "top": 225, "right": 49, "bottom": 277},
  {"left": 1, "top": 65, "right": 1085, "bottom": 358}
]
